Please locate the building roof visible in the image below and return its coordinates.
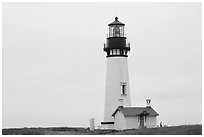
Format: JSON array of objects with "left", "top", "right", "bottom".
[
  {"left": 108, "top": 17, "right": 125, "bottom": 26},
  {"left": 112, "top": 106, "right": 159, "bottom": 117}
]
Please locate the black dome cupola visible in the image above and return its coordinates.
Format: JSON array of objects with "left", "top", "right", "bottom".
[{"left": 104, "top": 17, "right": 130, "bottom": 58}]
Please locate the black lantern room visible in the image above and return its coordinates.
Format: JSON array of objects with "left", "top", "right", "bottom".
[{"left": 103, "top": 17, "right": 130, "bottom": 57}]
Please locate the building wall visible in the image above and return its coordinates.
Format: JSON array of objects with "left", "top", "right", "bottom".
[
  {"left": 125, "top": 116, "right": 139, "bottom": 129},
  {"left": 114, "top": 110, "right": 126, "bottom": 130},
  {"left": 114, "top": 112, "right": 157, "bottom": 130},
  {"left": 101, "top": 124, "right": 114, "bottom": 129},
  {"left": 104, "top": 57, "right": 131, "bottom": 122},
  {"left": 145, "top": 116, "right": 157, "bottom": 128}
]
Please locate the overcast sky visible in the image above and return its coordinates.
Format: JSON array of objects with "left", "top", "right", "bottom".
[{"left": 2, "top": 2, "right": 202, "bottom": 128}]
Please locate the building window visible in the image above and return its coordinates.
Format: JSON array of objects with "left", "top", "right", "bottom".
[{"left": 120, "top": 82, "right": 127, "bottom": 95}]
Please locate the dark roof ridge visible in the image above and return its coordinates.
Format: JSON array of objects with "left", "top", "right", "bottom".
[
  {"left": 122, "top": 106, "right": 149, "bottom": 108},
  {"left": 112, "top": 106, "right": 159, "bottom": 117}
]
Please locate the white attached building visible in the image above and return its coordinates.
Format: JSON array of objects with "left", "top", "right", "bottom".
[{"left": 112, "top": 100, "right": 159, "bottom": 130}]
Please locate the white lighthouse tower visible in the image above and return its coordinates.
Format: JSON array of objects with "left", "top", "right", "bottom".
[{"left": 101, "top": 17, "right": 131, "bottom": 128}]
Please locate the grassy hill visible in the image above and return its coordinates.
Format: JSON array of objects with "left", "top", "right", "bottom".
[{"left": 2, "top": 124, "right": 202, "bottom": 135}]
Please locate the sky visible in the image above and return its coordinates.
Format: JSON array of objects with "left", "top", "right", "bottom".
[{"left": 2, "top": 2, "right": 202, "bottom": 128}]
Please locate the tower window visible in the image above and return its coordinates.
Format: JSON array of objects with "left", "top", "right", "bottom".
[{"left": 120, "top": 82, "right": 127, "bottom": 95}]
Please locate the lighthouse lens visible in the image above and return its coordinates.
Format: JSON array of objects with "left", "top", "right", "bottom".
[{"left": 109, "top": 25, "right": 124, "bottom": 37}]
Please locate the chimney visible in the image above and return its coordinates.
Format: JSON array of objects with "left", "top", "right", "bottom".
[
  {"left": 146, "top": 98, "right": 151, "bottom": 108},
  {"left": 118, "top": 98, "right": 124, "bottom": 107}
]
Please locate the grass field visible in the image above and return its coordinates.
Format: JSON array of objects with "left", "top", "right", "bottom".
[{"left": 2, "top": 124, "right": 202, "bottom": 135}]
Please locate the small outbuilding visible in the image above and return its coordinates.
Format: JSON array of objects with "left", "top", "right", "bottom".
[{"left": 112, "top": 99, "right": 159, "bottom": 130}]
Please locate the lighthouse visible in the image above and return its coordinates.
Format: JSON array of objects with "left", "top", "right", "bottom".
[{"left": 101, "top": 17, "right": 131, "bottom": 129}]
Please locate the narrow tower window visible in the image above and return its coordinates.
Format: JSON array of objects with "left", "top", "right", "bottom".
[{"left": 120, "top": 82, "right": 127, "bottom": 95}]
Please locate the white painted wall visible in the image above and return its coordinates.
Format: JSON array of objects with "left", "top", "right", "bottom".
[
  {"left": 125, "top": 116, "right": 139, "bottom": 129},
  {"left": 114, "top": 113, "right": 157, "bottom": 130},
  {"left": 101, "top": 124, "right": 114, "bottom": 129},
  {"left": 145, "top": 116, "right": 157, "bottom": 128},
  {"left": 104, "top": 57, "right": 131, "bottom": 122},
  {"left": 114, "top": 110, "right": 126, "bottom": 130}
]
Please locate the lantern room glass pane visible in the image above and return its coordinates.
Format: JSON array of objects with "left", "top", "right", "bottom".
[{"left": 109, "top": 25, "right": 124, "bottom": 37}]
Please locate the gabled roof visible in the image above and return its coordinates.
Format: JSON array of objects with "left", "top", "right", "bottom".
[
  {"left": 108, "top": 17, "right": 125, "bottom": 26},
  {"left": 112, "top": 106, "right": 159, "bottom": 117}
]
